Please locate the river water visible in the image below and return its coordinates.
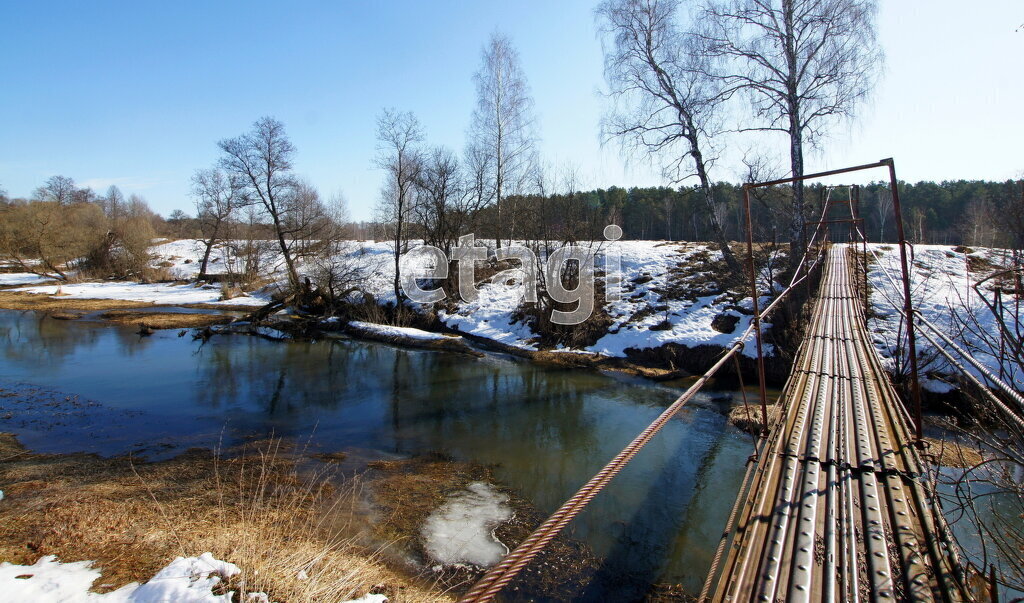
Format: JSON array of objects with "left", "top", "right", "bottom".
[{"left": 0, "top": 309, "right": 756, "bottom": 599}]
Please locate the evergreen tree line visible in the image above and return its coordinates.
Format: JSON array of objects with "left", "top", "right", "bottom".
[{"left": 489, "top": 179, "right": 1024, "bottom": 248}]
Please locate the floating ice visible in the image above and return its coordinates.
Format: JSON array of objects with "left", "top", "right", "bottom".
[{"left": 421, "top": 482, "right": 513, "bottom": 568}]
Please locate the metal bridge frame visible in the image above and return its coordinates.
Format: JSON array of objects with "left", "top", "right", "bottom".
[
  {"left": 459, "top": 158, "right": 934, "bottom": 602},
  {"left": 742, "top": 157, "right": 925, "bottom": 441}
]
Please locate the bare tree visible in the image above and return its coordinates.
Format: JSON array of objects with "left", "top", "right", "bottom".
[
  {"left": 218, "top": 116, "right": 302, "bottom": 288},
  {"left": 374, "top": 109, "right": 424, "bottom": 303},
  {"left": 282, "top": 179, "right": 336, "bottom": 260},
  {"left": 597, "top": 0, "right": 741, "bottom": 272},
  {"left": 468, "top": 32, "right": 538, "bottom": 248},
  {"left": 191, "top": 168, "right": 243, "bottom": 279},
  {"left": 33, "top": 175, "right": 77, "bottom": 205},
  {"left": 705, "top": 0, "right": 883, "bottom": 261},
  {"left": 875, "top": 186, "right": 892, "bottom": 241},
  {"left": 100, "top": 185, "right": 126, "bottom": 219},
  {"left": 309, "top": 192, "right": 367, "bottom": 310},
  {"left": 0, "top": 201, "right": 106, "bottom": 280},
  {"left": 414, "top": 146, "right": 483, "bottom": 256},
  {"left": 83, "top": 193, "right": 158, "bottom": 279}
]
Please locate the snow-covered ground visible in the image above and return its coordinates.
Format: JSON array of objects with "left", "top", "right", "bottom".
[
  {"left": 0, "top": 272, "right": 56, "bottom": 286},
  {"left": 146, "top": 238, "right": 776, "bottom": 357},
  {"left": 15, "top": 281, "right": 268, "bottom": 307},
  {"left": 435, "top": 241, "right": 774, "bottom": 357},
  {"left": 0, "top": 553, "right": 241, "bottom": 602},
  {"left": 6, "top": 238, "right": 781, "bottom": 358},
  {"left": 866, "top": 243, "right": 1018, "bottom": 393},
  {"left": 0, "top": 553, "right": 388, "bottom": 603}
]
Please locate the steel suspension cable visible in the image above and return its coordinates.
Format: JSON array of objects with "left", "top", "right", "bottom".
[
  {"left": 856, "top": 229, "right": 1024, "bottom": 422},
  {"left": 460, "top": 235, "right": 829, "bottom": 602},
  {"left": 916, "top": 326, "right": 1024, "bottom": 433}
]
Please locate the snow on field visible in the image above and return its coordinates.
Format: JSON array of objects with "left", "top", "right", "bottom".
[
  {"left": 0, "top": 552, "right": 241, "bottom": 602},
  {"left": 587, "top": 242, "right": 771, "bottom": 357},
  {"left": 866, "top": 243, "right": 1019, "bottom": 393},
  {"left": 8, "top": 238, "right": 778, "bottom": 358},
  {"left": 15, "top": 281, "right": 269, "bottom": 307},
  {"left": 149, "top": 239, "right": 241, "bottom": 280},
  {"left": 436, "top": 241, "right": 774, "bottom": 357},
  {"left": 0, "top": 272, "right": 56, "bottom": 286},
  {"left": 422, "top": 482, "right": 512, "bottom": 568}
]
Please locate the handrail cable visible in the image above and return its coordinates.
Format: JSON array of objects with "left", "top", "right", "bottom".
[
  {"left": 458, "top": 203, "right": 834, "bottom": 603},
  {"left": 854, "top": 226, "right": 1024, "bottom": 423}
]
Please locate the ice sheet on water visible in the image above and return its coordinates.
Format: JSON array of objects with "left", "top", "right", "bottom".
[{"left": 421, "top": 481, "right": 513, "bottom": 568}]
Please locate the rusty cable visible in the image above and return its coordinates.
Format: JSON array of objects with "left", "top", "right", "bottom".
[
  {"left": 697, "top": 454, "right": 758, "bottom": 602},
  {"left": 459, "top": 241, "right": 829, "bottom": 602}
]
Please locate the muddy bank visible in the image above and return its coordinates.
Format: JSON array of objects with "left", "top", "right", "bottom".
[
  {"left": 0, "top": 290, "right": 256, "bottom": 329},
  {"left": 364, "top": 453, "right": 601, "bottom": 600},
  {"left": 98, "top": 309, "right": 234, "bottom": 329},
  {"left": 0, "top": 432, "right": 450, "bottom": 602}
]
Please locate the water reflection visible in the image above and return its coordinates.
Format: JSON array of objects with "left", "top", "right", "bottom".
[{"left": 0, "top": 310, "right": 749, "bottom": 599}]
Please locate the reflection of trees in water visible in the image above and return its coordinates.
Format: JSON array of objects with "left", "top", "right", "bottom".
[
  {"left": 389, "top": 355, "right": 605, "bottom": 466},
  {"left": 0, "top": 311, "right": 105, "bottom": 368},
  {"left": 193, "top": 337, "right": 396, "bottom": 414}
]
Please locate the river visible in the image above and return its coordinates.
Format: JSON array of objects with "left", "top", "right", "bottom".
[{"left": 0, "top": 309, "right": 759, "bottom": 599}]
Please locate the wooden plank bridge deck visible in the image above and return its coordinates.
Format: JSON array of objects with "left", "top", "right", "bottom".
[{"left": 709, "top": 245, "right": 969, "bottom": 602}]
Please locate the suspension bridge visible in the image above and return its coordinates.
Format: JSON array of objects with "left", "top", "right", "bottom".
[
  {"left": 457, "top": 160, "right": 999, "bottom": 602},
  {"left": 703, "top": 244, "right": 966, "bottom": 601}
]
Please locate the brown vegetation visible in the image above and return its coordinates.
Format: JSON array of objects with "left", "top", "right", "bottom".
[
  {"left": 921, "top": 436, "right": 985, "bottom": 469},
  {"left": 0, "top": 433, "right": 448, "bottom": 602},
  {"left": 0, "top": 291, "right": 149, "bottom": 312},
  {"left": 727, "top": 403, "right": 781, "bottom": 434},
  {"left": 98, "top": 310, "right": 233, "bottom": 330}
]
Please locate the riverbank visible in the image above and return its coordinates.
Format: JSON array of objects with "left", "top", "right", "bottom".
[
  {"left": 0, "top": 285, "right": 785, "bottom": 387},
  {"left": 0, "top": 412, "right": 607, "bottom": 601},
  {"left": 4, "top": 238, "right": 792, "bottom": 377},
  {"left": 0, "top": 430, "right": 450, "bottom": 602}
]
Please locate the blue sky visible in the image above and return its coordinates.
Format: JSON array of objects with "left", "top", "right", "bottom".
[{"left": 1, "top": 1, "right": 1021, "bottom": 219}]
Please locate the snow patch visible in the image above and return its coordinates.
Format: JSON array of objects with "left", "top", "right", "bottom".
[
  {"left": 342, "top": 595, "right": 388, "bottom": 603},
  {"left": 0, "top": 552, "right": 240, "bottom": 602},
  {"left": 422, "top": 482, "right": 513, "bottom": 568},
  {"left": 0, "top": 272, "right": 57, "bottom": 286},
  {"left": 15, "top": 282, "right": 268, "bottom": 307},
  {"left": 865, "top": 243, "right": 1020, "bottom": 393},
  {"left": 348, "top": 321, "right": 450, "bottom": 342}
]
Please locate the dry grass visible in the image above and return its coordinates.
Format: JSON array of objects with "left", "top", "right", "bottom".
[
  {"left": 0, "top": 434, "right": 450, "bottom": 602},
  {"left": 0, "top": 290, "right": 149, "bottom": 312},
  {"left": 921, "top": 437, "right": 985, "bottom": 469},
  {"left": 728, "top": 403, "right": 781, "bottom": 434},
  {"left": 0, "top": 290, "right": 258, "bottom": 321},
  {"left": 98, "top": 310, "right": 233, "bottom": 330}
]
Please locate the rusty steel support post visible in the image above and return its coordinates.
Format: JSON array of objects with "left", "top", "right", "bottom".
[
  {"left": 854, "top": 185, "right": 869, "bottom": 320},
  {"left": 884, "top": 158, "right": 924, "bottom": 441},
  {"left": 743, "top": 185, "right": 770, "bottom": 432}
]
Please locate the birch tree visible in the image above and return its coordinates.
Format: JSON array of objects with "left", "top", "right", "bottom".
[
  {"left": 468, "top": 32, "right": 538, "bottom": 248},
  {"left": 597, "top": 0, "right": 741, "bottom": 272},
  {"left": 218, "top": 117, "right": 302, "bottom": 288},
  {"left": 375, "top": 109, "right": 424, "bottom": 303},
  {"left": 705, "top": 0, "right": 882, "bottom": 261}
]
